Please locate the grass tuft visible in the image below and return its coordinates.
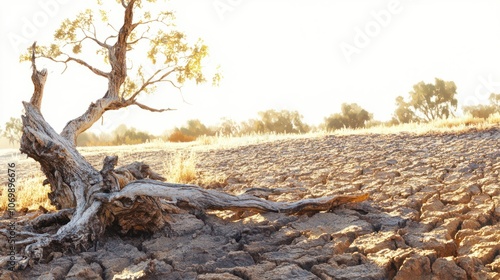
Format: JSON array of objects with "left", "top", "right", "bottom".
[{"left": 163, "top": 152, "right": 197, "bottom": 183}]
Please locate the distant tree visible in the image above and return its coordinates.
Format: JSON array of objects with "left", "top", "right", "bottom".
[
  {"left": 392, "top": 96, "right": 417, "bottom": 124},
  {"left": 323, "top": 113, "right": 345, "bottom": 130},
  {"left": 323, "top": 103, "right": 372, "bottom": 131},
  {"left": 490, "top": 93, "right": 500, "bottom": 107},
  {"left": 112, "top": 124, "right": 154, "bottom": 145},
  {"left": 463, "top": 93, "right": 500, "bottom": 119},
  {"left": 77, "top": 131, "right": 113, "bottom": 146},
  {"left": 340, "top": 103, "right": 372, "bottom": 128},
  {"left": 77, "top": 131, "right": 99, "bottom": 146},
  {"left": 3, "top": 117, "right": 23, "bottom": 145},
  {"left": 463, "top": 104, "right": 497, "bottom": 119},
  {"left": 78, "top": 125, "right": 153, "bottom": 146},
  {"left": 240, "top": 119, "right": 265, "bottom": 134},
  {"left": 177, "top": 119, "right": 214, "bottom": 138},
  {"left": 254, "top": 110, "right": 309, "bottom": 134},
  {"left": 395, "top": 78, "right": 457, "bottom": 123},
  {"left": 217, "top": 118, "right": 240, "bottom": 136}
]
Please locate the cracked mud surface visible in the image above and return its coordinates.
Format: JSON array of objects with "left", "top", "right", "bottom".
[{"left": 1, "top": 127, "right": 500, "bottom": 279}]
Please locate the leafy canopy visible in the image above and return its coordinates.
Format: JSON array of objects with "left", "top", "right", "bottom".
[
  {"left": 21, "top": 0, "right": 221, "bottom": 100},
  {"left": 3, "top": 117, "right": 23, "bottom": 145},
  {"left": 463, "top": 93, "right": 500, "bottom": 119},
  {"left": 393, "top": 78, "right": 457, "bottom": 123},
  {"left": 323, "top": 103, "right": 372, "bottom": 131}
]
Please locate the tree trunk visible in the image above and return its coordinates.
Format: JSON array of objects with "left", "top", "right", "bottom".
[{"left": 17, "top": 40, "right": 369, "bottom": 267}]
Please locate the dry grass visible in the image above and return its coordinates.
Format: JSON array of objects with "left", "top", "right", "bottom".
[
  {"left": 0, "top": 176, "right": 55, "bottom": 212},
  {"left": 162, "top": 152, "right": 198, "bottom": 183},
  {"left": 486, "top": 112, "right": 500, "bottom": 124},
  {"left": 332, "top": 114, "right": 500, "bottom": 136},
  {"left": 195, "top": 132, "right": 328, "bottom": 149}
]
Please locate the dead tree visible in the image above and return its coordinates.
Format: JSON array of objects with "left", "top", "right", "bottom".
[{"left": 17, "top": 0, "right": 368, "bottom": 266}]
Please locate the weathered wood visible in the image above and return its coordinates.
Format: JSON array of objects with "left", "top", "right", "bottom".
[
  {"left": 29, "top": 42, "right": 47, "bottom": 110},
  {"left": 96, "top": 179, "right": 369, "bottom": 222},
  {"left": 17, "top": 0, "right": 370, "bottom": 266},
  {"left": 30, "top": 209, "right": 74, "bottom": 231},
  {"left": 21, "top": 102, "right": 103, "bottom": 210}
]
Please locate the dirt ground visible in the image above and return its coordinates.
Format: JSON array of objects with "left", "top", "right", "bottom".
[{"left": 1, "top": 127, "right": 499, "bottom": 279}]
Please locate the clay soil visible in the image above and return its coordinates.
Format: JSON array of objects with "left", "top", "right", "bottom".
[{"left": 1, "top": 127, "right": 500, "bottom": 279}]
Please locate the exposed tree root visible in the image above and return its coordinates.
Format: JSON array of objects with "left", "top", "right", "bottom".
[{"left": 20, "top": 176, "right": 368, "bottom": 264}]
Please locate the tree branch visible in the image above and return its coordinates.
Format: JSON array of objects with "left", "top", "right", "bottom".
[
  {"left": 60, "top": 97, "right": 117, "bottom": 144},
  {"left": 126, "top": 67, "right": 179, "bottom": 101},
  {"left": 95, "top": 179, "right": 369, "bottom": 215},
  {"left": 126, "top": 26, "right": 152, "bottom": 45},
  {"left": 65, "top": 56, "right": 110, "bottom": 78},
  {"left": 30, "top": 42, "right": 48, "bottom": 110},
  {"left": 85, "top": 34, "right": 111, "bottom": 49},
  {"left": 39, "top": 53, "right": 110, "bottom": 78},
  {"left": 132, "top": 101, "right": 176, "bottom": 112}
]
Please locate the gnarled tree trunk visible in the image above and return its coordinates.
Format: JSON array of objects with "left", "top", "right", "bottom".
[
  {"left": 15, "top": 1, "right": 369, "bottom": 267},
  {"left": 19, "top": 58, "right": 369, "bottom": 264}
]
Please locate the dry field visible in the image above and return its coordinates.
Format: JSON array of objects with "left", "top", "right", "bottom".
[{"left": 0, "top": 120, "right": 499, "bottom": 279}]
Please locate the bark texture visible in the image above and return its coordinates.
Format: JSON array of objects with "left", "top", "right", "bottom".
[{"left": 17, "top": 1, "right": 368, "bottom": 266}]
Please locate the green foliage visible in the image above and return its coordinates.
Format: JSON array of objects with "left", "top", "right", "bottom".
[
  {"left": 323, "top": 103, "right": 372, "bottom": 131},
  {"left": 463, "top": 93, "right": 500, "bottom": 119},
  {"left": 20, "top": 0, "right": 221, "bottom": 100},
  {"left": 2, "top": 117, "right": 22, "bottom": 145},
  {"left": 394, "top": 78, "right": 458, "bottom": 123}
]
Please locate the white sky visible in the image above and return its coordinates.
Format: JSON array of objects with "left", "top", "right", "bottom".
[{"left": 2, "top": 0, "right": 500, "bottom": 135}]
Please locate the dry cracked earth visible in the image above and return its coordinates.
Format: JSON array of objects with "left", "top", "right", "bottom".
[{"left": 1, "top": 127, "right": 500, "bottom": 279}]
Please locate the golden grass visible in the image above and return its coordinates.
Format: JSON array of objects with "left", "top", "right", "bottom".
[
  {"left": 0, "top": 176, "right": 55, "bottom": 212},
  {"left": 162, "top": 151, "right": 197, "bottom": 183},
  {"left": 486, "top": 112, "right": 500, "bottom": 124},
  {"left": 332, "top": 114, "right": 500, "bottom": 136}
]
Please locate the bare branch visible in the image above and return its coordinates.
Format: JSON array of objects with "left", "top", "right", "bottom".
[
  {"left": 132, "top": 101, "right": 176, "bottom": 112},
  {"left": 130, "top": 18, "right": 170, "bottom": 31},
  {"left": 85, "top": 34, "right": 110, "bottom": 49},
  {"left": 60, "top": 97, "right": 118, "bottom": 144},
  {"left": 126, "top": 68, "right": 179, "bottom": 101},
  {"left": 55, "top": 56, "right": 110, "bottom": 78},
  {"left": 64, "top": 33, "right": 111, "bottom": 53},
  {"left": 127, "top": 26, "right": 152, "bottom": 45},
  {"left": 104, "top": 22, "right": 120, "bottom": 45},
  {"left": 30, "top": 42, "right": 48, "bottom": 110},
  {"left": 95, "top": 179, "right": 370, "bottom": 214}
]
